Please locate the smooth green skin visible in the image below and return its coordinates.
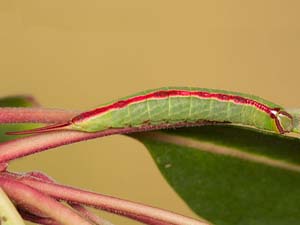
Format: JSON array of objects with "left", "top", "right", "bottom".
[{"left": 71, "top": 87, "right": 284, "bottom": 133}]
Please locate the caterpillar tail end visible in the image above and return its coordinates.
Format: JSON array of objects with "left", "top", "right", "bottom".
[{"left": 6, "top": 122, "right": 72, "bottom": 135}]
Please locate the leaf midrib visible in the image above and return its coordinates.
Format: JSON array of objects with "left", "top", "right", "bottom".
[{"left": 135, "top": 132, "right": 300, "bottom": 173}]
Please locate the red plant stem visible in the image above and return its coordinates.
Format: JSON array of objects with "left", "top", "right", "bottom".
[
  {"left": 18, "top": 209, "right": 62, "bottom": 225},
  {"left": 0, "top": 176, "right": 94, "bottom": 225},
  {"left": 3, "top": 172, "right": 211, "bottom": 225},
  {"left": 69, "top": 203, "right": 114, "bottom": 225},
  {"left": 0, "top": 121, "right": 215, "bottom": 163},
  {"left": 0, "top": 107, "right": 79, "bottom": 124},
  {"left": 24, "top": 171, "right": 113, "bottom": 225},
  {"left": 0, "top": 163, "right": 8, "bottom": 171}
]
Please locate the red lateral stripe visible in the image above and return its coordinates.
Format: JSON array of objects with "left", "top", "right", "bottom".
[{"left": 72, "top": 90, "right": 275, "bottom": 123}]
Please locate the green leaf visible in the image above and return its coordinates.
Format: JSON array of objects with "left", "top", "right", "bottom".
[
  {"left": 133, "top": 125, "right": 300, "bottom": 225},
  {"left": 0, "top": 96, "right": 38, "bottom": 108},
  {"left": 0, "top": 96, "right": 39, "bottom": 142}
]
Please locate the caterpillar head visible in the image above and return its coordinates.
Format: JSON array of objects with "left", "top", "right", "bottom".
[{"left": 271, "top": 108, "right": 294, "bottom": 134}]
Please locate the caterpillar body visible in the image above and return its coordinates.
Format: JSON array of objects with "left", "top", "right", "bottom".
[{"left": 8, "top": 87, "right": 294, "bottom": 135}]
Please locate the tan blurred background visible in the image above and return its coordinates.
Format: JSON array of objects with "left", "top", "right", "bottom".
[{"left": 0, "top": 1, "right": 300, "bottom": 224}]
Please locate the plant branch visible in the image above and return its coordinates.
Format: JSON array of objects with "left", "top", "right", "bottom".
[
  {"left": 69, "top": 203, "right": 114, "bottom": 225},
  {"left": 2, "top": 172, "right": 211, "bottom": 225},
  {"left": 0, "top": 107, "right": 79, "bottom": 124},
  {"left": 0, "top": 121, "right": 217, "bottom": 163},
  {"left": 0, "top": 176, "right": 94, "bottom": 225},
  {"left": 18, "top": 209, "right": 61, "bottom": 225},
  {"left": 24, "top": 171, "right": 114, "bottom": 225}
]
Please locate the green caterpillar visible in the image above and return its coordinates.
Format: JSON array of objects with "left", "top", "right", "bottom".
[{"left": 9, "top": 87, "right": 296, "bottom": 135}]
